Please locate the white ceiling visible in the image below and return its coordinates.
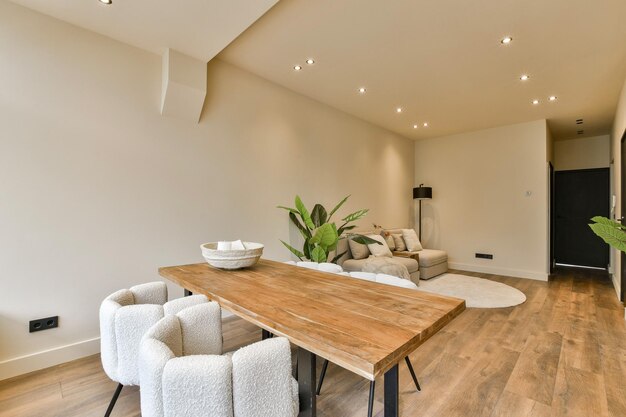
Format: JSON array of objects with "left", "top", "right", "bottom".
[
  {"left": 10, "top": 0, "right": 626, "bottom": 141},
  {"left": 9, "top": 0, "right": 278, "bottom": 62},
  {"left": 218, "top": 0, "right": 626, "bottom": 140}
]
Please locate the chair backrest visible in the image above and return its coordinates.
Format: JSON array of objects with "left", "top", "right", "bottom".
[
  {"left": 232, "top": 337, "right": 297, "bottom": 417},
  {"left": 99, "top": 282, "right": 167, "bottom": 384}
]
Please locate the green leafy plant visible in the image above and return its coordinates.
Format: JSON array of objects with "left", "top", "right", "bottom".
[
  {"left": 589, "top": 216, "right": 626, "bottom": 252},
  {"left": 278, "top": 195, "right": 380, "bottom": 263}
]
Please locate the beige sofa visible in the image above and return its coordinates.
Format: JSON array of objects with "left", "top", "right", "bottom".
[
  {"left": 334, "top": 230, "right": 421, "bottom": 283},
  {"left": 384, "top": 228, "right": 448, "bottom": 280},
  {"left": 334, "top": 228, "right": 448, "bottom": 283}
]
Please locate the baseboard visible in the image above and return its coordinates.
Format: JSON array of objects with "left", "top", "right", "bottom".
[
  {"left": 449, "top": 262, "right": 549, "bottom": 281},
  {"left": 0, "top": 337, "right": 100, "bottom": 381}
]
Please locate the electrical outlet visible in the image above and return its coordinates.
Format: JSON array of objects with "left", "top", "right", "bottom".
[
  {"left": 29, "top": 316, "right": 58, "bottom": 333},
  {"left": 475, "top": 253, "right": 493, "bottom": 259}
]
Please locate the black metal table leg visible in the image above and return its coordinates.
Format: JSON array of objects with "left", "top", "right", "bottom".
[
  {"left": 384, "top": 364, "right": 399, "bottom": 417},
  {"left": 404, "top": 357, "right": 421, "bottom": 391},
  {"left": 297, "top": 347, "right": 317, "bottom": 417},
  {"left": 368, "top": 380, "right": 376, "bottom": 417},
  {"left": 184, "top": 289, "right": 193, "bottom": 296},
  {"left": 316, "top": 359, "right": 329, "bottom": 395}
]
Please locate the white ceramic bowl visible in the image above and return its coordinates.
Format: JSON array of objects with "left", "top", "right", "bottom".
[{"left": 200, "top": 242, "right": 264, "bottom": 269}]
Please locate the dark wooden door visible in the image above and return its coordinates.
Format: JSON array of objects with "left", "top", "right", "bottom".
[
  {"left": 555, "top": 168, "right": 610, "bottom": 268},
  {"left": 549, "top": 162, "right": 555, "bottom": 273}
]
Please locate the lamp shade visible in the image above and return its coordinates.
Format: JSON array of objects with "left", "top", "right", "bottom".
[{"left": 413, "top": 186, "right": 432, "bottom": 200}]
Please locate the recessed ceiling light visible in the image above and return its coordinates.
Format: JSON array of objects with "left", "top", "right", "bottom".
[
  {"left": 99, "top": 0, "right": 112, "bottom": 3},
  {"left": 548, "top": 95, "right": 557, "bottom": 101},
  {"left": 532, "top": 99, "right": 540, "bottom": 105},
  {"left": 358, "top": 87, "right": 366, "bottom": 94},
  {"left": 293, "top": 65, "right": 302, "bottom": 71},
  {"left": 396, "top": 107, "right": 403, "bottom": 113},
  {"left": 423, "top": 122, "right": 429, "bottom": 127},
  {"left": 520, "top": 74, "right": 530, "bottom": 81},
  {"left": 413, "top": 124, "right": 418, "bottom": 129},
  {"left": 501, "top": 36, "right": 513, "bottom": 45},
  {"left": 306, "top": 58, "right": 315, "bottom": 65}
]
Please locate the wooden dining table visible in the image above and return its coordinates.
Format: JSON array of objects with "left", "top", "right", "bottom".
[{"left": 159, "top": 259, "right": 465, "bottom": 417}]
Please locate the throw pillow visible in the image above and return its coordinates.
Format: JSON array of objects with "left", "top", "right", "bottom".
[
  {"left": 383, "top": 233, "right": 396, "bottom": 250},
  {"left": 402, "top": 229, "right": 423, "bottom": 251},
  {"left": 392, "top": 234, "right": 407, "bottom": 251},
  {"left": 348, "top": 238, "right": 370, "bottom": 260},
  {"left": 366, "top": 234, "right": 392, "bottom": 258}
]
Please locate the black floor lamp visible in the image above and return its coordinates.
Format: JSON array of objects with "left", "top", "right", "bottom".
[{"left": 413, "top": 184, "right": 432, "bottom": 240}]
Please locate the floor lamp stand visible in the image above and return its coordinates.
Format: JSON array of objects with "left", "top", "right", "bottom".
[{"left": 418, "top": 199, "right": 422, "bottom": 240}]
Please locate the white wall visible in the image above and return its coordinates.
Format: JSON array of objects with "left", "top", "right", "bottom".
[
  {"left": 0, "top": 1, "right": 414, "bottom": 380},
  {"left": 554, "top": 135, "right": 610, "bottom": 171},
  {"left": 414, "top": 120, "right": 549, "bottom": 280},
  {"left": 610, "top": 77, "right": 626, "bottom": 300}
]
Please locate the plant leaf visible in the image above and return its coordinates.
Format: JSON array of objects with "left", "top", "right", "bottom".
[
  {"left": 349, "top": 234, "right": 382, "bottom": 245},
  {"left": 289, "top": 212, "right": 311, "bottom": 238},
  {"left": 277, "top": 205, "right": 299, "bottom": 214},
  {"left": 591, "top": 216, "right": 626, "bottom": 230},
  {"left": 589, "top": 223, "right": 626, "bottom": 252},
  {"left": 311, "top": 246, "right": 327, "bottom": 263},
  {"left": 331, "top": 250, "right": 347, "bottom": 263},
  {"left": 337, "top": 224, "right": 356, "bottom": 236},
  {"left": 295, "top": 195, "right": 315, "bottom": 229},
  {"left": 342, "top": 209, "right": 369, "bottom": 223},
  {"left": 310, "top": 223, "right": 339, "bottom": 250},
  {"left": 311, "top": 204, "right": 328, "bottom": 228},
  {"left": 328, "top": 195, "right": 350, "bottom": 220},
  {"left": 280, "top": 240, "right": 304, "bottom": 260}
]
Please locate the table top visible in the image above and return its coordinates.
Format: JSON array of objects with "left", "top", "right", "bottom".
[{"left": 159, "top": 259, "right": 465, "bottom": 380}]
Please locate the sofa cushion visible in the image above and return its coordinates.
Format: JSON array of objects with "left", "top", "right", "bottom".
[
  {"left": 341, "top": 258, "right": 369, "bottom": 272},
  {"left": 389, "top": 256, "right": 419, "bottom": 274},
  {"left": 366, "top": 235, "right": 392, "bottom": 258},
  {"left": 402, "top": 229, "right": 423, "bottom": 251},
  {"left": 334, "top": 237, "right": 351, "bottom": 266},
  {"left": 362, "top": 256, "right": 410, "bottom": 280},
  {"left": 342, "top": 256, "right": 419, "bottom": 274},
  {"left": 392, "top": 234, "right": 407, "bottom": 251},
  {"left": 383, "top": 233, "right": 396, "bottom": 250},
  {"left": 416, "top": 249, "right": 448, "bottom": 267},
  {"left": 348, "top": 239, "right": 370, "bottom": 260}
]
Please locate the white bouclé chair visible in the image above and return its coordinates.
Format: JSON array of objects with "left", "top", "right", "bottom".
[
  {"left": 139, "top": 302, "right": 298, "bottom": 417},
  {"left": 99, "top": 281, "right": 208, "bottom": 416}
]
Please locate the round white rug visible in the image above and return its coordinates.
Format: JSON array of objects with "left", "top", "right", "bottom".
[{"left": 416, "top": 273, "right": 526, "bottom": 308}]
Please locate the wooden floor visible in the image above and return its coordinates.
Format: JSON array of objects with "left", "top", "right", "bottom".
[{"left": 1, "top": 267, "right": 625, "bottom": 417}]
